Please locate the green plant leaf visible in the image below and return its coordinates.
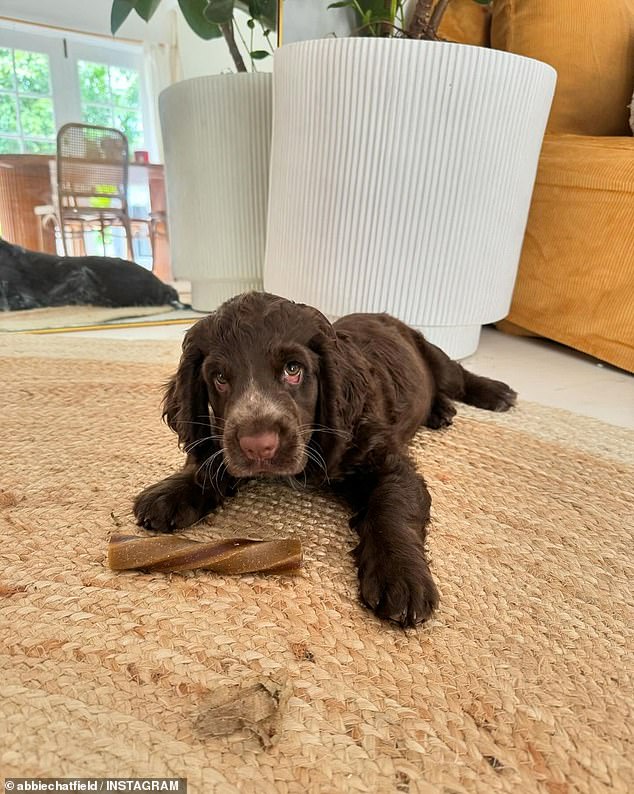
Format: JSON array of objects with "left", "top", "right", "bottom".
[
  {"left": 247, "top": 0, "right": 264, "bottom": 16},
  {"left": 135, "top": 0, "right": 163, "bottom": 21},
  {"left": 203, "top": 0, "right": 235, "bottom": 24},
  {"left": 249, "top": 50, "right": 270, "bottom": 59},
  {"left": 359, "top": 0, "right": 393, "bottom": 22},
  {"left": 111, "top": 0, "right": 134, "bottom": 34},
  {"left": 177, "top": 0, "right": 223, "bottom": 39},
  {"left": 242, "top": 0, "right": 277, "bottom": 30},
  {"left": 329, "top": 0, "right": 397, "bottom": 36}
]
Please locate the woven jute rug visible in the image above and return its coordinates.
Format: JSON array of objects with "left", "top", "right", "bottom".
[
  {"left": 1, "top": 337, "right": 632, "bottom": 793},
  {"left": 0, "top": 304, "right": 178, "bottom": 333}
]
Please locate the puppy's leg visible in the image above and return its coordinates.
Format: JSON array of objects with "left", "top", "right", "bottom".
[
  {"left": 133, "top": 457, "right": 234, "bottom": 533},
  {"left": 337, "top": 453, "right": 439, "bottom": 627},
  {"left": 414, "top": 332, "right": 517, "bottom": 415},
  {"left": 462, "top": 368, "right": 517, "bottom": 411}
]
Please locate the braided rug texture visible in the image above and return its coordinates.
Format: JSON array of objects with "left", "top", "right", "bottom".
[
  {"left": 0, "top": 305, "right": 177, "bottom": 332},
  {"left": 1, "top": 337, "right": 632, "bottom": 793}
]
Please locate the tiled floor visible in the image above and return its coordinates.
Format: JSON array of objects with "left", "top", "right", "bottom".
[
  {"left": 72, "top": 318, "right": 634, "bottom": 430},
  {"left": 465, "top": 329, "right": 633, "bottom": 429}
]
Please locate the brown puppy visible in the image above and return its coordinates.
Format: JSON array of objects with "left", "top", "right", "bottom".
[{"left": 134, "top": 292, "right": 516, "bottom": 626}]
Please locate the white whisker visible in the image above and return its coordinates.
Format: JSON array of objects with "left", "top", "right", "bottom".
[
  {"left": 184, "top": 434, "right": 224, "bottom": 454},
  {"left": 298, "top": 422, "right": 352, "bottom": 440},
  {"left": 304, "top": 445, "right": 330, "bottom": 485},
  {"left": 195, "top": 447, "right": 224, "bottom": 490},
  {"left": 214, "top": 458, "right": 229, "bottom": 492}
]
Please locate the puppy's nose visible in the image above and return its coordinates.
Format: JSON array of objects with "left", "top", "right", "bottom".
[{"left": 239, "top": 431, "right": 279, "bottom": 461}]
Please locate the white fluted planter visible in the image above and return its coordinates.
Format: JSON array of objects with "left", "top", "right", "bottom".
[
  {"left": 160, "top": 73, "right": 271, "bottom": 310},
  {"left": 264, "top": 39, "right": 556, "bottom": 358}
]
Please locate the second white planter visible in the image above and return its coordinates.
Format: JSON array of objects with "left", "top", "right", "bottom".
[
  {"left": 264, "top": 39, "right": 556, "bottom": 358},
  {"left": 160, "top": 73, "right": 272, "bottom": 311}
]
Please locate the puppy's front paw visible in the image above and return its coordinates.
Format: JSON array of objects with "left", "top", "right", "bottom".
[
  {"left": 354, "top": 539, "right": 439, "bottom": 627},
  {"left": 426, "top": 395, "right": 457, "bottom": 429},
  {"left": 133, "top": 477, "right": 215, "bottom": 533}
]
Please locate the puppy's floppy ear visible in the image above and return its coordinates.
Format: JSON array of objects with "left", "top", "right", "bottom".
[
  {"left": 305, "top": 308, "right": 367, "bottom": 467},
  {"left": 162, "top": 318, "right": 216, "bottom": 460}
]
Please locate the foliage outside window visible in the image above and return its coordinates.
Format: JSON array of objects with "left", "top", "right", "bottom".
[
  {"left": 0, "top": 47, "right": 56, "bottom": 154},
  {"left": 78, "top": 60, "right": 144, "bottom": 151}
]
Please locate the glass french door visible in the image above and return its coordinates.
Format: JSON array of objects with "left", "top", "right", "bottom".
[
  {"left": 0, "top": 23, "right": 153, "bottom": 157},
  {"left": 0, "top": 22, "right": 155, "bottom": 264}
]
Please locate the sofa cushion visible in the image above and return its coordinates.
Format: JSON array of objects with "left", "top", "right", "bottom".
[
  {"left": 438, "top": 0, "right": 490, "bottom": 46},
  {"left": 491, "top": 0, "right": 634, "bottom": 136},
  {"left": 506, "top": 134, "right": 634, "bottom": 371}
]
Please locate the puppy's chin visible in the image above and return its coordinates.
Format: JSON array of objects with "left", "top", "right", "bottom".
[{"left": 224, "top": 452, "right": 307, "bottom": 479}]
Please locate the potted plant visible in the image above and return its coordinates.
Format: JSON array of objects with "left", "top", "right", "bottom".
[
  {"left": 263, "top": 0, "right": 557, "bottom": 358},
  {"left": 325, "top": 0, "right": 489, "bottom": 40},
  {"left": 111, "top": 0, "right": 277, "bottom": 72},
  {"left": 111, "top": 0, "right": 277, "bottom": 308}
]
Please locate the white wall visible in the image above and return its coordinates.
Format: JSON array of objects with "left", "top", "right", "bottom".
[
  {"left": 0, "top": 0, "right": 174, "bottom": 42},
  {"left": 282, "top": 0, "right": 354, "bottom": 44},
  {"left": 0, "top": 0, "right": 274, "bottom": 78}
]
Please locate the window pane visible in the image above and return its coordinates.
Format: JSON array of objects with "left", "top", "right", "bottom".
[
  {"left": 114, "top": 108, "right": 143, "bottom": 149},
  {"left": 110, "top": 66, "right": 139, "bottom": 108},
  {"left": 78, "top": 60, "right": 109, "bottom": 104},
  {"left": 0, "top": 135, "right": 20, "bottom": 153},
  {"left": 14, "top": 50, "right": 50, "bottom": 95},
  {"left": 77, "top": 60, "right": 145, "bottom": 151},
  {"left": 82, "top": 103, "right": 113, "bottom": 127},
  {"left": 23, "top": 138, "right": 55, "bottom": 153},
  {"left": 19, "top": 97, "right": 55, "bottom": 137},
  {"left": 0, "top": 93, "right": 18, "bottom": 133},
  {"left": 0, "top": 48, "right": 15, "bottom": 91}
]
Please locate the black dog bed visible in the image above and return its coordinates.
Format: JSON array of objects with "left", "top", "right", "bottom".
[{"left": 0, "top": 239, "right": 182, "bottom": 311}]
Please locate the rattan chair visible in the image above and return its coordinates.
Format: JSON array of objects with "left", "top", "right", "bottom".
[{"left": 56, "top": 123, "right": 135, "bottom": 259}]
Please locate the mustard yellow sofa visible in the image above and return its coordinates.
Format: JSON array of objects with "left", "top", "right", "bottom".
[{"left": 441, "top": 0, "right": 634, "bottom": 373}]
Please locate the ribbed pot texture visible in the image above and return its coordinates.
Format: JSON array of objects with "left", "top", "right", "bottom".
[
  {"left": 264, "top": 39, "right": 556, "bottom": 358},
  {"left": 160, "top": 73, "right": 272, "bottom": 311}
]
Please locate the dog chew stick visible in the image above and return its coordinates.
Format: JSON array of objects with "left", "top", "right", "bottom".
[{"left": 108, "top": 534, "right": 303, "bottom": 575}]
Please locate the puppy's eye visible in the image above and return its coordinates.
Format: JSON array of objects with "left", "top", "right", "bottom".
[
  {"left": 214, "top": 372, "right": 229, "bottom": 392},
  {"left": 283, "top": 361, "right": 303, "bottom": 385}
]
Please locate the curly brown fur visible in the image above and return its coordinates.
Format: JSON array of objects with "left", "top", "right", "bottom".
[{"left": 134, "top": 292, "right": 516, "bottom": 627}]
